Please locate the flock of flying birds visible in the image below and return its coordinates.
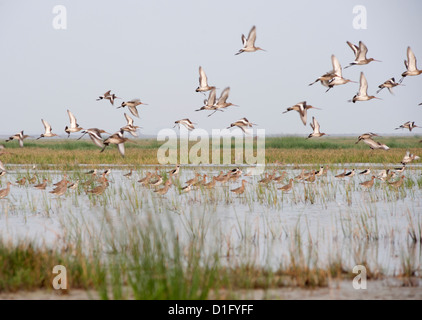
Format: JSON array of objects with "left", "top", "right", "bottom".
[{"left": 0, "top": 26, "right": 421, "bottom": 198}]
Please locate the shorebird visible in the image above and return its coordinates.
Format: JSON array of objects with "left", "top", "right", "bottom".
[
  {"left": 85, "top": 169, "right": 97, "bottom": 176},
  {"left": 324, "top": 55, "right": 357, "bottom": 92},
  {"left": 304, "top": 171, "right": 316, "bottom": 183},
  {"left": 282, "top": 101, "right": 320, "bottom": 126},
  {"left": 360, "top": 137, "right": 390, "bottom": 151},
  {"left": 309, "top": 55, "right": 339, "bottom": 86},
  {"left": 119, "top": 99, "right": 147, "bottom": 118},
  {"left": 0, "top": 182, "right": 12, "bottom": 199},
  {"left": 213, "top": 171, "right": 225, "bottom": 182},
  {"left": 168, "top": 165, "right": 180, "bottom": 177},
  {"left": 235, "top": 26, "right": 265, "bottom": 55},
  {"left": 348, "top": 72, "right": 381, "bottom": 103},
  {"left": 230, "top": 180, "right": 247, "bottom": 195},
  {"left": 376, "top": 78, "right": 403, "bottom": 94},
  {"left": 121, "top": 113, "right": 141, "bottom": 137},
  {"left": 355, "top": 132, "right": 379, "bottom": 144},
  {"left": 307, "top": 117, "right": 326, "bottom": 138},
  {"left": 395, "top": 121, "right": 418, "bottom": 132},
  {"left": 174, "top": 119, "right": 196, "bottom": 131},
  {"left": 64, "top": 109, "right": 83, "bottom": 137},
  {"left": 101, "top": 129, "right": 129, "bottom": 157},
  {"left": 181, "top": 184, "right": 192, "bottom": 193},
  {"left": 196, "top": 88, "right": 217, "bottom": 112},
  {"left": 68, "top": 180, "right": 79, "bottom": 190},
  {"left": 103, "top": 169, "right": 111, "bottom": 176},
  {"left": 359, "top": 168, "right": 371, "bottom": 175},
  {"left": 123, "top": 169, "right": 133, "bottom": 178},
  {"left": 6, "top": 131, "right": 29, "bottom": 148},
  {"left": 227, "top": 117, "right": 257, "bottom": 133},
  {"left": 345, "top": 169, "right": 356, "bottom": 178},
  {"left": 78, "top": 128, "right": 109, "bottom": 148},
  {"left": 401, "top": 151, "right": 420, "bottom": 165},
  {"left": 138, "top": 172, "right": 153, "bottom": 186},
  {"left": 294, "top": 169, "right": 306, "bottom": 180},
  {"left": 185, "top": 172, "right": 200, "bottom": 186},
  {"left": 360, "top": 176, "right": 376, "bottom": 190},
  {"left": 394, "top": 165, "right": 406, "bottom": 174},
  {"left": 193, "top": 174, "right": 207, "bottom": 188},
  {"left": 335, "top": 169, "right": 347, "bottom": 179},
  {"left": 49, "top": 184, "right": 68, "bottom": 197},
  {"left": 16, "top": 177, "right": 26, "bottom": 185},
  {"left": 53, "top": 174, "right": 68, "bottom": 188},
  {"left": 34, "top": 179, "right": 48, "bottom": 190},
  {"left": 314, "top": 166, "right": 326, "bottom": 176},
  {"left": 258, "top": 172, "right": 271, "bottom": 185},
  {"left": 204, "top": 176, "right": 217, "bottom": 189},
  {"left": 400, "top": 47, "right": 422, "bottom": 83},
  {"left": 208, "top": 87, "right": 238, "bottom": 117},
  {"left": 37, "top": 119, "right": 58, "bottom": 140},
  {"left": 86, "top": 181, "right": 108, "bottom": 195},
  {"left": 273, "top": 171, "right": 287, "bottom": 183},
  {"left": 377, "top": 169, "right": 389, "bottom": 181},
  {"left": 0, "top": 161, "right": 7, "bottom": 176},
  {"left": 97, "top": 90, "right": 120, "bottom": 105},
  {"left": 154, "top": 179, "right": 172, "bottom": 196},
  {"left": 388, "top": 175, "right": 405, "bottom": 188},
  {"left": 149, "top": 174, "right": 163, "bottom": 188},
  {"left": 344, "top": 41, "right": 380, "bottom": 68},
  {"left": 278, "top": 179, "right": 293, "bottom": 192},
  {"left": 196, "top": 66, "right": 215, "bottom": 93}
]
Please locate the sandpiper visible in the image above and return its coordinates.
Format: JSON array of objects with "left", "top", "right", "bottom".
[
  {"left": 37, "top": 119, "right": 58, "bottom": 140},
  {"left": 235, "top": 26, "right": 265, "bottom": 55},
  {"left": 119, "top": 99, "right": 147, "bottom": 118},
  {"left": 64, "top": 109, "right": 83, "bottom": 137},
  {"left": 282, "top": 101, "right": 320, "bottom": 126},
  {"left": 196, "top": 66, "right": 215, "bottom": 93},
  {"left": 6, "top": 130, "right": 29, "bottom": 148}
]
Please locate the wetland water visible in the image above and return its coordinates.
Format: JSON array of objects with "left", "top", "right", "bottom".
[{"left": 0, "top": 164, "right": 421, "bottom": 277}]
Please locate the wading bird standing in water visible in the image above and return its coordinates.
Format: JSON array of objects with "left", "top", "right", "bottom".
[{"left": 235, "top": 26, "right": 265, "bottom": 55}]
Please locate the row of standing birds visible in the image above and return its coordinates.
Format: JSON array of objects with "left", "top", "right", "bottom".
[
  {"left": 0, "top": 146, "right": 419, "bottom": 199},
  {"left": 2, "top": 27, "right": 422, "bottom": 158}
]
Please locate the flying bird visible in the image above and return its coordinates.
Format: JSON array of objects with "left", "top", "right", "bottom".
[
  {"left": 400, "top": 47, "right": 422, "bottom": 83},
  {"left": 119, "top": 99, "right": 147, "bottom": 118},
  {"left": 6, "top": 130, "right": 29, "bottom": 148},
  {"left": 376, "top": 77, "right": 403, "bottom": 94},
  {"left": 344, "top": 41, "right": 381, "bottom": 68},
  {"left": 196, "top": 66, "right": 215, "bottom": 93},
  {"left": 307, "top": 117, "right": 326, "bottom": 138},
  {"left": 37, "top": 119, "right": 58, "bottom": 140},
  {"left": 227, "top": 117, "right": 257, "bottom": 133},
  {"left": 324, "top": 55, "right": 357, "bottom": 92},
  {"left": 282, "top": 101, "right": 320, "bottom": 126},
  {"left": 348, "top": 72, "right": 381, "bottom": 103},
  {"left": 174, "top": 119, "right": 196, "bottom": 131},
  {"left": 121, "top": 113, "right": 141, "bottom": 137},
  {"left": 195, "top": 88, "right": 217, "bottom": 112},
  {"left": 101, "top": 129, "right": 129, "bottom": 157},
  {"left": 395, "top": 121, "right": 418, "bottom": 132},
  {"left": 355, "top": 132, "right": 379, "bottom": 144},
  {"left": 235, "top": 26, "right": 265, "bottom": 55},
  {"left": 208, "top": 87, "right": 239, "bottom": 117},
  {"left": 97, "top": 90, "right": 121, "bottom": 105},
  {"left": 358, "top": 136, "right": 390, "bottom": 150},
  {"left": 64, "top": 109, "right": 83, "bottom": 137},
  {"left": 78, "top": 128, "right": 110, "bottom": 148}
]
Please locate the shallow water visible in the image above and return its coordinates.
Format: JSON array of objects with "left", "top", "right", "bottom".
[{"left": 0, "top": 164, "right": 421, "bottom": 275}]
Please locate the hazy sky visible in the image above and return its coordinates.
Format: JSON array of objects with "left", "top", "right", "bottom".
[{"left": 0, "top": 0, "right": 421, "bottom": 137}]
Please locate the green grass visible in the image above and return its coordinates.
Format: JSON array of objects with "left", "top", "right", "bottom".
[{"left": 2, "top": 136, "right": 421, "bottom": 167}]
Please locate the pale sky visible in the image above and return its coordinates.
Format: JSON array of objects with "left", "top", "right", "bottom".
[{"left": 0, "top": 0, "right": 421, "bottom": 137}]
